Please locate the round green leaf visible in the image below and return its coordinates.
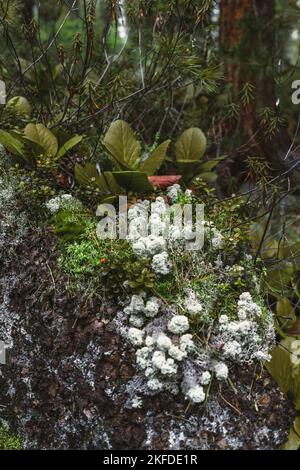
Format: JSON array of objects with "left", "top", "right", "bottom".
[
  {"left": 103, "top": 120, "right": 141, "bottom": 170},
  {"left": 6, "top": 96, "right": 31, "bottom": 116},
  {"left": 175, "top": 127, "right": 207, "bottom": 161},
  {"left": 24, "top": 123, "right": 58, "bottom": 157}
]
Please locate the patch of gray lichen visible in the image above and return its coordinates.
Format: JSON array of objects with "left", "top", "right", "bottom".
[{"left": 0, "top": 148, "right": 28, "bottom": 260}]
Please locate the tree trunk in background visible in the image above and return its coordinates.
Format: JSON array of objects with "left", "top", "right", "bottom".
[
  {"left": 23, "top": 0, "right": 34, "bottom": 23},
  {"left": 219, "top": 0, "right": 289, "bottom": 173}
]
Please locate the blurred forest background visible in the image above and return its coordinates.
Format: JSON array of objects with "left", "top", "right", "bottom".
[{"left": 1, "top": 0, "right": 300, "bottom": 190}]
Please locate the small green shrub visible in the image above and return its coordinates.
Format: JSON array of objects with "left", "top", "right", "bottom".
[{"left": 0, "top": 123, "right": 83, "bottom": 167}]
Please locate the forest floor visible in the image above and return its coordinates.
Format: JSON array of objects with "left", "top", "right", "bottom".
[{"left": 0, "top": 225, "right": 295, "bottom": 450}]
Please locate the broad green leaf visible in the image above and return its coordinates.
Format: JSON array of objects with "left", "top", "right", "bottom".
[
  {"left": 24, "top": 123, "right": 58, "bottom": 157},
  {"left": 100, "top": 195, "right": 118, "bottom": 204},
  {"left": 6, "top": 96, "right": 31, "bottom": 116},
  {"left": 282, "top": 418, "right": 300, "bottom": 450},
  {"left": 75, "top": 163, "right": 101, "bottom": 187},
  {"left": 266, "top": 338, "right": 300, "bottom": 406},
  {"left": 198, "top": 157, "right": 224, "bottom": 173},
  {"left": 198, "top": 172, "right": 218, "bottom": 184},
  {"left": 280, "top": 241, "right": 300, "bottom": 268},
  {"left": 176, "top": 163, "right": 218, "bottom": 184},
  {"left": 139, "top": 140, "right": 171, "bottom": 176},
  {"left": 266, "top": 338, "right": 296, "bottom": 394},
  {"left": 102, "top": 171, "right": 119, "bottom": 194},
  {"left": 95, "top": 171, "right": 120, "bottom": 195},
  {"left": 56, "top": 135, "right": 83, "bottom": 160},
  {"left": 175, "top": 127, "right": 207, "bottom": 162},
  {"left": 276, "top": 298, "right": 297, "bottom": 330},
  {"left": 0, "top": 129, "right": 24, "bottom": 156},
  {"left": 292, "top": 416, "right": 300, "bottom": 441},
  {"left": 289, "top": 340, "right": 300, "bottom": 379},
  {"left": 249, "top": 222, "right": 265, "bottom": 251},
  {"left": 276, "top": 298, "right": 295, "bottom": 319},
  {"left": 286, "top": 317, "right": 300, "bottom": 336},
  {"left": 263, "top": 262, "right": 294, "bottom": 298},
  {"left": 54, "top": 223, "right": 85, "bottom": 244},
  {"left": 96, "top": 174, "right": 110, "bottom": 193},
  {"left": 112, "top": 171, "right": 154, "bottom": 192},
  {"left": 198, "top": 161, "right": 219, "bottom": 172},
  {"left": 75, "top": 164, "right": 118, "bottom": 196},
  {"left": 103, "top": 120, "right": 141, "bottom": 170},
  {"left": 176, "top": 160, "right": 202, "bottom": 182},
  {"left": 260, "top": 239, "right": 279, "bottom": 259}
]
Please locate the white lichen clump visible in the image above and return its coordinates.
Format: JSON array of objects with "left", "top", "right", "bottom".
[
  {"left": 186, "top": 385, "right": 205, "bottom": 403},
  {"left": 205, "top": 222, "right": 224, "bottom": 249},
  {"left": 218, "top": 292, "right": 275, "bottom": 364},
  {"left": 180, "top": 334, "right": 194, "bottom": 352},
  {"left": 45, "top": 194, "right": 75, "bottom": 213},
  {"left": 119, "top": 191, "right": 275, "bottom": 408},
  {"left": 200, "top": 371, "right": 211, "bottom": 386},
  {"left": 127, "top": 197, "right": 173, "bottom": 275},
  {"left": 127, "top": 194, "right": 205, "bottom": 277},
  {"left": 184, "top": 289, "right": 203, "bottom": 317},
  {"left": 151, "top": 252, "right": 171, "bottom": 275},
  {"left": 214, "top": 362, "right": 229, "bottom": 381},
  {"left": 166, "top": 184, "right": 181, "bottom": 203},
  {"left": 168, "top": 315, "right": 190, "bottom": 335},
  {"left": 156, "top": 334, "right": 172, "bottom": 351},
  {"left": 125, "top": 294, "right": 161, "bottom": 328},
  {"left": 132, "top": 236, "right": 166, "bottom": 258},
  {"left": 125, "top": 310, "right": 196, "bottom": 399},
  {"left": 131, "top": 396, "right": 143, "bottom": 409},
  {"left": 237, "top": 292, "right": 262, "bottom": 320},
  {"left": 127, "top": 328, "right": 144, "bottom": 346},
  {"left": 123, "top": 285, "right": 274, "bottom": 405}
]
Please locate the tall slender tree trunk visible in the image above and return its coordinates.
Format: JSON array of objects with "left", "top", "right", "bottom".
[
  {"left": 219, "top": 0, "right": 289, "bottom": 172},
  {"left": 23, "top": 0, "right": 34, "bottom": 23}
]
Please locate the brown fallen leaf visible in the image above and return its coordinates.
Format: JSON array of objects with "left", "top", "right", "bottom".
[{"left": 148, "top": 175, "right": 182, "bottom": 188}]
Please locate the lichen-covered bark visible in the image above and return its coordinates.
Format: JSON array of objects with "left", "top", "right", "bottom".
[{"left": 0, "top": 221, "right": 295, "bottom": 450}]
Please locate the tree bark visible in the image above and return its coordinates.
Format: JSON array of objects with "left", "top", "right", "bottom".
[
  {"left": 23, "top": 0, "right": 34, "bottom": 23},
  {"left": 219, "top": 0, "right": 289, "bottom": 172}
]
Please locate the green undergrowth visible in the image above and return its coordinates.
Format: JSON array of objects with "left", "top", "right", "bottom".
[{"left": 0, "top": 425, "right": 22, "bottom": 450}]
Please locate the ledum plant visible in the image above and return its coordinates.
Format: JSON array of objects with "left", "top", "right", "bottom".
[
  {"left": 75, "top": 119, "right": 171, "bottom": 202},
  {"left": 0, "top": 123, "right": 83, "bottom": 166},
  {"left": 75, "top": 120, "right": 222, "bottom": 202},
  {"left": 174, "top": 127, "right": 223, "bottom": 184},
  {"left": 103, "top": 120, "right": 171, "bottom": 190}
]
